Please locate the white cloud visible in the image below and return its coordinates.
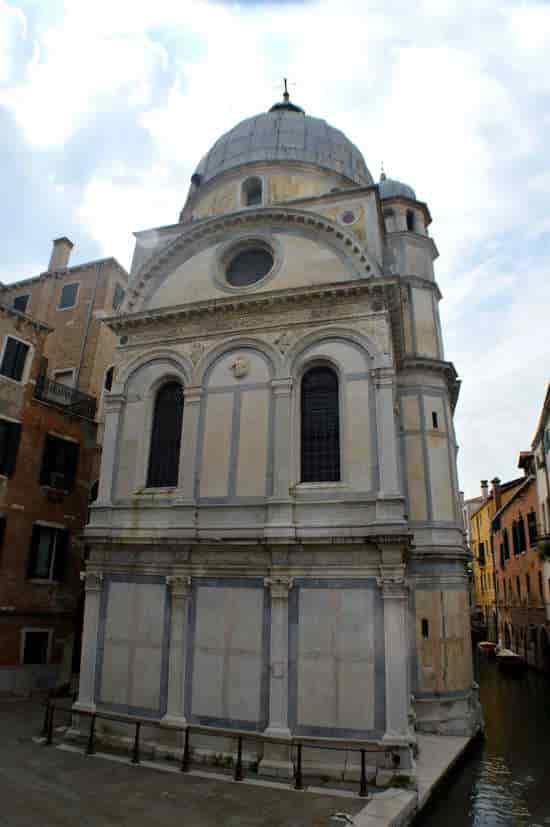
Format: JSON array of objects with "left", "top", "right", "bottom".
[{"left": 1, "top": 0, "right": 550, "bottom": 498}]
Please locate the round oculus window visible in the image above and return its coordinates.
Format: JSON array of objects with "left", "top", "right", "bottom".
[{"left": 226, "top": 246, "right": 274, "bottom": 287}]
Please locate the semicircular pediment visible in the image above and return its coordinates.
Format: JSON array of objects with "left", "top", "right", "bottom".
[{"left": 126, "top": 208, "right": 381, "bottom": 314}]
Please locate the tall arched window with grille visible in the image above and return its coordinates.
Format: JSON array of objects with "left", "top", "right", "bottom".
[
  {"left": 301, "top": 366, "right": 340, "bottom": 482},
  {"left": 147, "top": 382, "right": 184, "bottom": 488}
]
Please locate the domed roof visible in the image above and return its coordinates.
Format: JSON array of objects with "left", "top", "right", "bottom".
[
  {"left": 378, "top": 171, "right": 416, "bottom": 201},
  {"left": 193, "top": 99, "right": 373, "bottom": 188}
]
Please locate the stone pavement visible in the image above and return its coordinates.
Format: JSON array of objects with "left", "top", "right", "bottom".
[{"left": 0, "top": 699, "right": 365, "bottom": 827}]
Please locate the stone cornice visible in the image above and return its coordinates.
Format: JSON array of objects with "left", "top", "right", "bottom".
[
  {"left": 0, "top": 302, "right": 53, "bottom": 334},
  {"left": 1, "top": 257, "right": 128, "bottom": 291},
  {"left": 126, "top": 206, "right": 381, "bottom": 312},
  {"left": 400, "top": 357, "right": 461, "bottom": 411},
  {"left": 104, "top": 278, "right": 396, "bottom": 334}
]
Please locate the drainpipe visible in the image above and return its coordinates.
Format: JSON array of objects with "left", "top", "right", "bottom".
[{"left": 74, "top": 261, "right": 102, "bottom": 392}]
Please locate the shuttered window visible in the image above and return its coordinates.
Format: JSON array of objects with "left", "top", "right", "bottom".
[
  {"left": 301, "top": 367, "right": 340, "bottom": 483},
  {"left": 39, "top": 435, "right": 79, "bottom": 491},
  {"left": 0, "top": 419, "right": 21, "bottom": 477},
  {"left": 26, "top": 524, "right": 69, "bottom": 581},
  {"left": 147, "top": 382, "right": 184, "bottom": 488},
  {"left": 527, "top": 511, "right": 538, "bottom": 546},
  {"left": 0, "top": 337, "right": 29, "bottom": 381}
]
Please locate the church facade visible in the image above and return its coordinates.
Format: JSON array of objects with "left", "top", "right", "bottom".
[{"left": 76, "top": 94, "right": 479, "bottom": 776}]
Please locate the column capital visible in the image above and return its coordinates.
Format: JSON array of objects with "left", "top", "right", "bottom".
[
  {"left": 104, "top": 393, "right": 126, "bottom": 413},
  {"left": 80, "top": 570, "right": 104, "bottom": 593},
  {"left": 166, "top": 574, "right": 192, "bottom": 598},
  {"left": 377, "top": 571, "right": 408, "bottom": 599},
  {"left": 184, "top": 386, "right": 203, "bottom": 405},
  {"left": 370, "top": 366, "right": 395, "bottom": 387},
  {"left": 264, "top": 575, "right": 294, "bottom": 600},
  {"left": 271, "top": 378, "right": 293, "bottom": 397}
]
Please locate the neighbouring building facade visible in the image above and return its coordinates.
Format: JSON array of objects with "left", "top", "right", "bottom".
[
  {"left": 0, "top": 241, "right": 128, "bottom": 693},
  {"left": 493, "top": 453, "right": 550, "bottom": 669},
  {"left": 77, "top": 94, "right": 480, "bottom": 777},
  {"left": 532, "top": 384, "right": 550, "bottom": 626},
  {"left": 469, "top": 478, "right": 523, "bottom": 640}
]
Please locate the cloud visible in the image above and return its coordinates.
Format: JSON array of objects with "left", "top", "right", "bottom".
[{"left": 0, "top": 0, "right": 549, "bottom": 498}]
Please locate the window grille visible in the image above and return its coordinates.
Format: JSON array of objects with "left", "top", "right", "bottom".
[
  {"left": 301, "top": 367, "right": 340, "bottom": 483},
  {"left": 26, "top": 525, "right": 69, "bottom": 581},
  {"left": 147, "top": 382, "right": 184, "bottom": 488},
  {"left": 39, "top": 435, "right": 80, "bottom": 491}
]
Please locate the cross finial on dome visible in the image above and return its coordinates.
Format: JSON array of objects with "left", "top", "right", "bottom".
[
  {"left": 283, "top": 77, "right": 290, "bottom": 103},
  {"left": 269, "top": 79, "right": 305, "bottom": 114},
  {"left": 380, "top": 162, "right": 386, "bottom": 182}
]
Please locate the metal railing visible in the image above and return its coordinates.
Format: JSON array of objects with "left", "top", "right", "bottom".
[
  {"left": 40, "top": 699, "right": 402, "bottom": 798},
  {"left": 34, "top": 375, "right": 97, "bottom": 421}
]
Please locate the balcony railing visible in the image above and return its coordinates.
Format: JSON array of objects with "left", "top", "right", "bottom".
[{"left": 34, "top": 375, "right": 96, "bottom": 421}]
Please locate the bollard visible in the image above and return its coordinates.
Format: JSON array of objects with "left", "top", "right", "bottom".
[
  {"left": 41, "top": 696, "right": 50, "bottom": 738},
  {"left": 46, "top": 702, "right": 55, "bottom": 746},
  {"left": 180, "top": 727, "right": 190, "bottom": 773},
  {"left": 294, "top": 743, "right": 303, "bottom": 790},
  {"left": 131, "top": 722, "right": 141, "bottom": 765},
  {"left": 359, "top": 749, "right": 367, "bottom": 797},
  {"left": 234, "top": 735, "right": 243, "bottom": 781},
  {"left": 86, "top": 715, "right": 96, "bottom": 755}
]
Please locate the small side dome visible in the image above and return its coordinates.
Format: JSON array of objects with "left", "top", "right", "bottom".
[{"left": 378, "top": 171, "right": 416, "bottom": 201}]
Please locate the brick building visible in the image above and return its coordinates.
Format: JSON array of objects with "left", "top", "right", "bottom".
[
  {"left": 470, "top": 476, "right": 523, "bottom": 640},
  {"left": 494, "top": 453, "right": 550, "bottom": 670},
  {"left": 0, "top": 240, "right": 128, "bottom": 693}
]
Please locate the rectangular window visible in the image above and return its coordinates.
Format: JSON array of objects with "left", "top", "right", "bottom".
[
  {"left": 0, "top": 419, "right": 21, "bottom": 477},
  {"left": 53, "top": 369, "right": 75, "bottom": 388},
  {"left": 539, "top": 571, "right": 544, "bottom": 599},
  {"left": 58, "top": 282, "right": 79, "bottom": 310},
  {"left": 516, "top": 576, "right": 521, "bottom": 600},
  {"left": 518, "top": 516, "right": 527, "bottom": 552},
  {"left": 39, "top": 435, "right": 79, "bottom": 491},
  {"left": 431, "top": 411, "right": 439, "bottom": 429},
  {"left": 26, "top": 524, "right": 69, "bottom": 581},
  {"left": 478, "top": 541, "right": 486, "bottom": 566},
  {"left": 22, "top": 629, "right": 50, "bottom": 664},
  {"left": 527, "top": 512, "right": 538, "bottom": 546},
  {"left": 13, "top": 294, "right": 30, "bottom": 314},
  {"left": 503, "top": 528, "right": 510, "bottom": 560},
  {"left": 526, "top": 574, "right": 531, "bottom": 596},
  {"left": 112, "top": 283, "right": 125, "bottom": 310},
  {"left": 0, "top": 337, "right": 29, "bottom": 382},
  {"left": 0, "top": 516, "right": 6, "bottom": 565},
  {"left": 512, "top": 521, "right": 521, "bottom": 555},
  {"left": 499, "top": 542, "right": 505, "bottom": 568}
]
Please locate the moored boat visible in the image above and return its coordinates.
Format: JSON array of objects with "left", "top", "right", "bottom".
[
  {"left": 496, "top": 648, "right": 527, "bottom": 675},
  {"left": 478, "top": 640, "right": 497, "bottom": 656}
]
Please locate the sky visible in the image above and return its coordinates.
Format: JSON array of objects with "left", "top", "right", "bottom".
[{"left": 0, "top": 0, "right": 549, "bottom": 499}]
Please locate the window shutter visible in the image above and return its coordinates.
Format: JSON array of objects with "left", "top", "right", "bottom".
[
  {"left": 64, "top": 442, "right": 80, "bottom": 491},
  {"left": 52, "top": 530, "right": 69, "bottom": 582},
  {"left": 13, "top": 341, "right": 28, "bottom": 381},
  {"left": 4, "top": 421, "right": 21, "bottom": 477},
  {"left": 26, "top": 524, "right": 41, "bottom": 579},
  {"left": 40, "top": 436, "right": 55, "bottom": 485}
]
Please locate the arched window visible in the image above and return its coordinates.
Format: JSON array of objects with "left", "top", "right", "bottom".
[
  {"left": 104, "top": 366, "right": 114, "bottom": 392},
  {"left": 147, "top": 382, "right": 184, "bottom": 488},
  {"left": 242, "top": 177, "right": 263, "bottom": 207},
  {"left": 406, "top": 209, "right": 415, "bottom": 232},
  {"left": 301, "top": 366, "right": 340, "bottom": 483}
]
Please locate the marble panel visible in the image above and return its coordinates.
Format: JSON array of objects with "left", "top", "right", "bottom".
[
  {"left": 235, "top": 389, "right": 269, "bottom": 497},
  {"left": 200, "top": 393, "right": 234, "bottom": 497}
]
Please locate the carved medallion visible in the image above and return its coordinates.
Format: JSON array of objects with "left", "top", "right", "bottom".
[
  {"left": 274, "top": 330, "right": 294, "bottom": 354},
  {"left": 231, "top": 355, "right": 250, "bottom": 379}
]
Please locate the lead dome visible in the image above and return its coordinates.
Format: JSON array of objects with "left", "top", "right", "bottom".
[
  {"left": 192, "top": 101, "right": 373, "bottom": 188},
  {"left": 378, "top": 171, "right": 416, "bottom": 201}
]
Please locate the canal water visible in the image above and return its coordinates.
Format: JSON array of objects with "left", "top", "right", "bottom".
[{"left": 418, "top": 658, "right": 550, "bottom": 826}]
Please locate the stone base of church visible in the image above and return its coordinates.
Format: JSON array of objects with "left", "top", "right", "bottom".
[{"left": 413, "top": 688, "right": 484, "bottom": 737}]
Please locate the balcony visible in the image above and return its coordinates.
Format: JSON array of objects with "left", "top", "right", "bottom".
[{"left": 34, "top": 375, "right": 96, "bottom": 421}]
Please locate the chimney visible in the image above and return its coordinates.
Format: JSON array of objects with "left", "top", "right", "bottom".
[
  {"left": 48, "top": 237, "right": 74, "bottom": 271},
  {"left": 491, "top": 477, "right": 501, "bottom": 510},
  {"left": 480, "top": 480, "right": 489, "bottom": 500}
]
